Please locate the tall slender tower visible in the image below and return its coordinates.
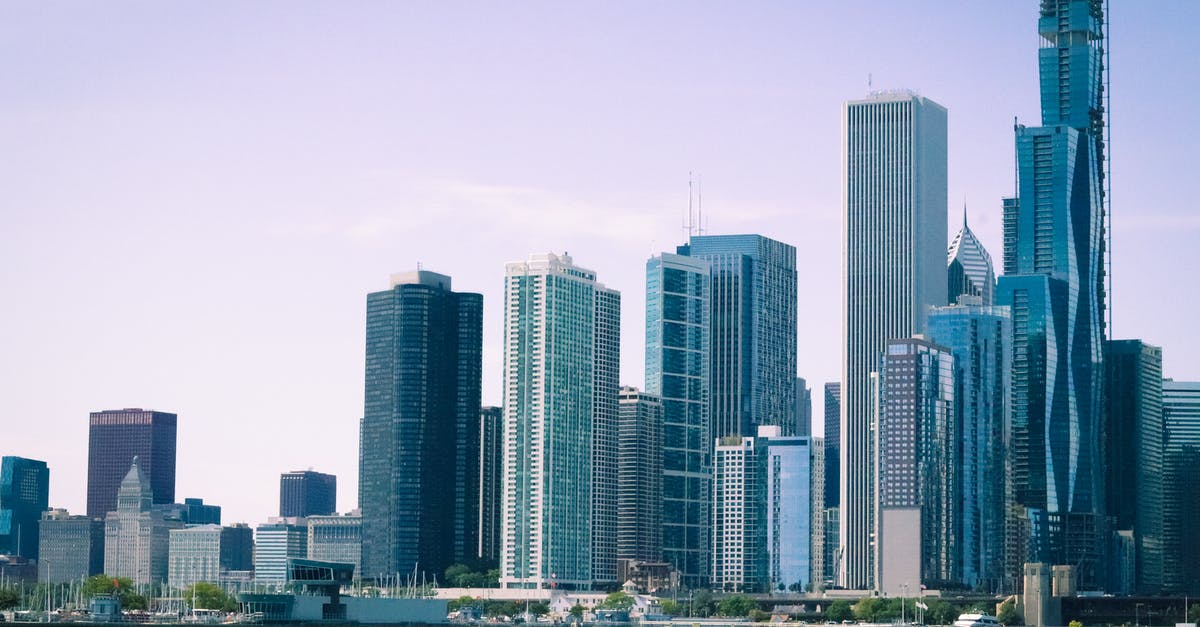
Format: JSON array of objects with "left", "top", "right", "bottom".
[
  {"left": 997, "top": 1, "right": 1108, "bottom": 588},
  {"left": 947, "top": 208, "right": 996, "bottom": 305},
  {"left": 841, "top": 91, "right": 948, "bottom": 589},
  {"left": 358, "top": 270, "right": 483, "bottom": 581},
  {"left": 500, "top": 253, "right": 619, "bottom": 590}
]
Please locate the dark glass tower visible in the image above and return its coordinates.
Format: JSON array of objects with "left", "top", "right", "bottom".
[
  {"left": 358, "top": 270, "right": 482, "bottom": 581},
  {"left": 87, "top": 409, "right": 177, "bottom": 519},
  {"left": 0, "top": 457, "right": 49, "bottom": 559},
  {"left": 279, "top": 470, "right": 337, "bottom": 518},
  {"left": 477, "top": 406, "right": 502, "bottom": 565},
  {"left": 823, "top": 383, "right": 841, "bottom": 508},
  {"left": 997, "top": 0, "right": 1108, "bottom": 588},
  {"left": 1163, "top": 380, "right": 1200, "bottom": 595},
  {"left": 617, "top": 386, "right": 663, "bottom": 563}
]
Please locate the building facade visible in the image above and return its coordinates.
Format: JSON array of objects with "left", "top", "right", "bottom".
[
  {"left": 500, "top": 253, "right": 619, "bottom": 590},
  {"left": 38, "top": 509, "right": 104, "bottom": 583},
  {"left": 823, "top": 383, "right": 841, "bottom": 508},
  {"left": 1162, "top": 380, "right": 1200, "bottom": 594},
  {"left": 167, "top": 524, "right": 254, "bottom": 590},
  {"left": 254, "top": 518, "right": 308, "bottom": 586},
  {"left": 712, "top": 435, "right": 763, "bottom": 593},
  {"left": 795, "top": 378, "right": 813, "bottom": 436},
  {"left": 359, "top": 270, "right": 482, "bottom": 581},
  {"left": 617, "top": 387, "right": 663, "bottom": 563},
  {"left": 810, "top": 437, "right": 825, "bottom": 591},
  {"left": 842, "top": 91, "right": 948, "bottom": 589},
  {"left": 645, "top": 251, "right": 711, "bottom": 589},
  {"left": 87, "top": 409, "right": 177, "bottom": 519},
  {"left": 280, "top": 471, "right": 336, "bottom": 518},
  {"left": 927, "top": 303, "right": 1011, "bottom": 592},
  {"left": 308, "top": 513, "right": 362, "bottom": 578},
  {"left": 877, "top": 338, "right": 956, "bottom": 596},
  {"left": 947, "top": 210, "right": 996, "bottom": 306},
  {"left": 763, "top": 430, "right": 812, "bottom": 593},
  {"left": 104, "top": 458, "right": 184, "bottom": 586},
  {"left": 0, "top": 456, "right": 49, "bottom": 560},
  {"left": 477, "top": 406, "right": 503, "bottom": 565}
]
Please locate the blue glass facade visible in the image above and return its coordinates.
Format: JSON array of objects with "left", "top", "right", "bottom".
[
  {"left": 645, "top": 252, "right": 710, "bottom": 589},
  {"left": 763, "top": 434, "right": 812, "bottom": 593},
  {"left": 1000, "top": 0, "right": 1108, "bottom": 588},
  {"left": 0, "top": 456, "right": 49, "bottom": 560}
]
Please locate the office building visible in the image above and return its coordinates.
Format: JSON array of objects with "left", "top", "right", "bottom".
[
  {"left": 477, "top": 406, "right": 503, "bottom": 565},
  {"left": 947, "top": 209, "right": 996, "bottom": 306},
  {"left": 359, "top": 270, "right": 482, "bottom": 581},
  {"left": 254, "top": 517, "right": 308, "bottom": 586},
  {"left": 842, "top": 91, "right": 948, "bottom": 589},
  {"left": 308, "top": 513, "right": 362, "bottom": 578},
  {"left": 927, "top": 303, "right": 1011, "bottom": 592},
  {"left": 1162, "top": 380, "right": 1200, "bottom": 594},
  {"left": 617, "top": 386, "right": 663, "bottom": 563},
  {"left": 181, "top": 498, "right": 221, "bottom": 525},
  {"left": 87, "top": 409, "right": 177, "bottom": 519},
  {"left": 1104, "top": 341, "right": 1163, "bottom": 594},
  {"left": 763, "top": 429, "right": 812, "bottom": 593},
  {"left": 795, "top": 378, "right": 813, "bottom": 436},
  {"left": 500, "top": 253, "right": 619, "bottom": 590},
  {"left": 645, "top": 251, "right": 711, "bottom": 588},
  {"left": 877, "top": 338, "right": 956, "bottom": 595},
  {"left": 824, "top": 383, "right": 841, "bottom": 507},
  {"left": 38, "top": 509, "right": 104, "bottom": 583},
  {"left": 0, "top": 456, "right": 49, "bottom": 560},
  {"left": 167, "top": 523, "right": 254, "bottom": 590},
  {"left": 686, "top": 234, "right": 797, "bottom": 439},
  {"left": 104, "top": 458, "right": 184, "bottom": 586},
  {"left": 810, "top": 437, "right": 825, "bottom": 591},
  {"left": 280, "top": 471, "right": 336, "bottom": 518}
]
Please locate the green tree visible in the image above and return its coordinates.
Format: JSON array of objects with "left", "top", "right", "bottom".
[
  {"left": 600, "top": 591, "right": 634, "bottom": 610},
  {"left": 448, "top": 596, "right": 475, "bottom": 612},
  {"left": 692, "top": 590, "right": 715, "bottom": 617},
  {"left": 718, "top": 595, "right": 759, "bottom": 617},
  {"left": 0, "top": 588, "right": 19, "bottom": 610},
  {"left": 570, "top": 603, "right": 585, "bottom": 618},
  {"left": 996, "top": 598, "right": 1022, "bottom": 626},
  {"left": 854, "top": 597, "right": 885, "bottom": 622},
  {"left": 444, "top": 563, "right": 472, "bottom": 587},
  {"left": 924, "top": 599, "right": 958, "bottom": 626},
  {"left": 121, "top": 592, "right": 148, "bottom": 611},
  {"left": 749, "top": 609, "right": 772, "bottom": 622},
  {"left": 825, "top": 600, "right": 854, "bottom": 623},
  {"left": 183, "top": 582, "right": 235, "bottom": 611},
  {"left": 659, "top": 600, "right": 681, "bottom": 616},
  {"left": 1188, "top": 604, "right": 1200, "bottom": 623},
  {"left": 528, "top": 601, "right": 550, "bottom": 616},
  {"left": 1068, "top": 621, "right": 1082, "bottom": 627}
]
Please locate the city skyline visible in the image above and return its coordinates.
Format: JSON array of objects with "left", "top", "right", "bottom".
[{"left": 3, "top": 2, "right": 1200, "bottom": 529}]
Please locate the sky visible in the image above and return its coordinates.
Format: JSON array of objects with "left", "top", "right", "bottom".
[{"left": 2, "top": 1, "right": 1199, "bottom": 528}]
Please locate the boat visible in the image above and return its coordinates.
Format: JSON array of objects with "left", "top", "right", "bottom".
[{"left": 953, "top": 613, "right": 1000, "bottom": 627}]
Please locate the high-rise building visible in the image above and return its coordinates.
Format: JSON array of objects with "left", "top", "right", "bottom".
[
  {"left": 167, "top": 524, "right": 254, "bottom": 590},
  {"left": 877, "top": 337, "right": 956, "bottom": 595},
  {"left": 38, "top": 509, "right": 104, "bottom": 583},
  {"left": 308, "top": 513, "right": 362, "bottom": 578},
  {"left": 0, "top": 456, "right": 49, "bottom": 560},
  {"left": 181, "top": 498, "right": 221, "bottom": 525},
  {"left": 359, "top": 270, "right": 482, "bottom": 581},
  {"left": 254, "top": 517, "right": 308, "bottom": 586},
  {"left": 763, "top": 430, "right": 812, "bottom": 594},
  {"left": 87, "top": 409, "right": 177, "bottom": 519},
  {"left": 997, "top": 1, "right": 1109, "bottom": 588},
  {"left": 928, "top": 303, "right": 1011, "bottom": 592},
  {"left": 823, "top": 383, "right": 841, "bottom": 508},
  {"left": 947, "top": 209, "right": 996, "bottom": 306},
  {"left": 685, "top": 234, "right": 797, "bottom": 438},
  {"left": 103, "top": 458, "right": 184, "bottom": 586},
  {"left": 1162, "top": 380, "right": 1200, "bottom": 594},
  {"left": 279, "top": 471, "right": 336, "bottom": 518},
  {"left": 645, "top": 251, "right": 711, "bottom": 589},
  {"left": 477, "top": 406, "right": 503, "bottom": 565},
  {"left": 500, "top": 253, "right": 619, "bottom": 590},
  {"left": 842, "top": 91, "right": 948, "bottom": 589},
  {"left": 810, "top": 437, "right": 825, "bottom": 592},
  {"left": 1104, "top": 341, "right": 1163, "bottom": 594},
  {"left": 795, "top": 378, "right": 813, "bottom": 436},
  {"left": 617, "top": 387, "right": 663, "bottom": 563}
]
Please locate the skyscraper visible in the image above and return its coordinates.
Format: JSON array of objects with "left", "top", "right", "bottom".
[
  {"left": 167, "top": 524, "right": 254, "bottom": 590},
  {"left": 279, "top": 470, "right": 337, "bottom": 518},
  {"left": 842, "top": 91, "right": 948, "bottom": 589},
  {"left": 763, "top": 430, "right": 812, "bottom": 594},
  {"left": 824, "top": 383, "right": 841, "bottom": 508},
  {"left": 1104, "top": 340, "right": 1163, "bottom": 594},
  {"left": 617, "top": 386, "right": 663, "bottom": 563},
  {"left": 307, "top": 513, "right": 363, "bottom": 578},
  {"left": 686, "top": 234, "right": 797, "bottom": 438},
  {"left": 645, "top": 251, "right": 711, "bottom": 589},
  {"left": 500, "top": 253, "right": 619, "bottom": 590},
  {"left": 358, "top": 270, "right": 482, "bottom": 581},
  {"left": 87, "top": 409, "right": 177, "bottom": 519},
  {"left": 928, "top": 303, "right": 1011, "bottom": 592},
  {"left": 104, "top": 458, "right": 184, "bottom": 586},
  {"left": 810, "top": 436, "right": 826, "bottom": 591},
  {"left": 1161, "top": 380, "right": 1200, "bottom": 595},
  {"left": 795, "top": 377, "right": 813, "bottom": 436},
  {"left": 38, "top": 509, "right": 104, "bottom": 583},
  {"left": 876, "top": 337, "right": 956, "bottom": 595},
  {"left": 998, "top": 1, "right": 1108, "bottom": 587},
  {"left": 947, "top": 209, "right": 996, "bottom": 305},
  {"left": 254, "top": 518, "right": 308, "bottom": 586},
  {"left": 0, "top": 456, "right": 49, "bottom": 560},
  {"left": 477, "top": 406, "right": 503, "bottom": 565}
]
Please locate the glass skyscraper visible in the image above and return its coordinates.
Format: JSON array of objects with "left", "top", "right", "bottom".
[
  {"left": 500, "top": 253, "right": 619, "bottom": 590},
  {"left": 279, "top": 470, "right": 336, "bottom": 518},
  {"left": 0, "top": 456, "right": 49, "bottom": 560},
  {"left": 842, "top": 91, "right": 948, "bottom": 590},
  {"left": 997, "top": 1, "right": 1108, "bottom": 587},
  {"left": 358, "top": 270, "right": 482, "bottom": 581},
  {"left": 477, "top": 406, "right": 503, "bottom": 565},
  {"left": 928, "top": 303, "right": 1011, "bottom": 592},
  {"left": 617, "top": 386, "right": 663, "bottom": 563},
  {"left": 87, "top": 409, "right": 177, "bottom": 519},
  {"left": 645, "top": 251, "right": 710, "bottom": 589},
  {"left": 947, "top": 209, "right": 996, "bottom": 306},
  {"left": 1162, "top": 380, "right": 1200, "bottom": 594}
]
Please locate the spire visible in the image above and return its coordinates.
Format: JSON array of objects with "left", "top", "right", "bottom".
[
  {"left": 116, "top": 456, "right": 153, "bottom": 512},
  {"left": 962, "top": 200, "right": 968, "bottom": 229}
]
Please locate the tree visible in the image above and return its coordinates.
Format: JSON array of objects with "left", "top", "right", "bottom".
[
  {"left": 1068, "top": 621, "right": 1082, "bottom": 627},
  {"left": 0, "top": 588, "right": 20, "bottom": 610},
  {"left": 600, "top": 591, "right": 634, "bottom": 610},
  {"left": 825, "top": 600, "right": 854, "bottom": 623},
  {"left": 121, "top": 592, "right": 148, "bottom": 611},
  {"left": 997, "top": 598, "right": 1022, "bottom": 626},
  {"left": 570, "top": 603, "right": 585, "bottom": 618},
  {"left": 448, "top": 596, "right": 476, "bottom": 612},
  {"left": 717, "top": 595, "right": 759, "bottom": 618},
  {"left": 854, "top": 597, "right": 885, "bottom": 622},
  {"left": 659, "top": 600, "right": 682, "bottom": 616},
  {"left": 184, "top": 582, "right": 236, "bottom": 612},
  {"left": 692, "top": 590, "right": 715, "bottom": 617},
  {"left": 749, "top": 609, "right": 772, "bottom": 622},
  {"left": 924, "top": 599, "right": 959, "bottom": 626},
  {"left": 529, "top": 601, "right": 550, "bottom": 616},
  {"left": 1188, "top": 604, "right": 1200, "bottom": 623}
]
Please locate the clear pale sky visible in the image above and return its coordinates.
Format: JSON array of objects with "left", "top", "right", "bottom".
[{"left": 2, "top": 2, "right": 1198, "bottom": 528}]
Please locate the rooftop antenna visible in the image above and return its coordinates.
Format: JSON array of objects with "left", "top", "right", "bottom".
[
  {"left": 868, "top": 72, "right": 872, "bottom": 91},
  {"left": 687, "top": 171, "right": 696, "bottom": 239},
  {"left": 697, "top": 174, "right": 704, "bottom": 235}
]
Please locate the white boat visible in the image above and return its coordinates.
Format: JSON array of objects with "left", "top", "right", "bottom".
[{"left": 953, "top": 613, "right": 1000, "bottom": 627}]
